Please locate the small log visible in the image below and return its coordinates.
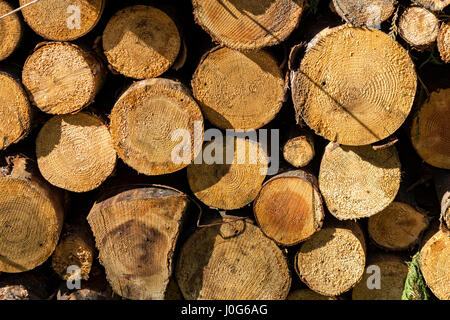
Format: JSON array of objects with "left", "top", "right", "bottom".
[
  {"left": 332, "top": 0, "right": 395, "bottom": 27},
  {"left": 368, "top": 202, "right": 429, "bottom": 251},
  {"left": 87, "top": 186, "right": 190, "bottom": 300},
  {"left": 438, "top": 21, "right": 450, "bottom": 63},
  {"left": 287, "top": 289, "right": 338, "bottom": 300},
  {"left": 103, "top": 5, "right": 181, "bottom": 79},
  {"left": 22, "top": 42, "right": 105, "bottom": 115},
  {"left": 0, "top": 272, "right": 50, "bottom": 300},
  {"left": 36, "top": 113, "right": 117, "bottom": 192},
  {"left": 420, "top": 230, "right": 450, "bottom": 300},
  {"left": 191, "top": 47, "right": 285, "bottom": 130},
  {"left": 352, "top": 254, "right": 409, "bottom": 300},
  {"left": 110, "top": 78, "right": 204, "bottom": 176},
  {"left": 192, "top": 0, "right": 304, "bottom": 50},
  {"left": 175, "top": 220, "right": 291, "bottom": 300},
  {"left": 319, "top": 143, "right": 401, "bottom": 220},
  {"left": 0, "top": 0, "right": 22, "bottom": 61},
  {"left": 253, "top": 170, "right": 324, "bottom": 246},
  {"left": 187, "top": 136, "right": 268, "bottom": 210},
  {"left": 412, "top": 0, "right": 450, "bottom": 11},
  {"left": 291, "top": 25, "right": 417, "bottom": 146},
  {"left": 411, "top": 88, "right": 450, "bottom": 169},
  {"left": 19, "top": 0, "right": 105, "bottom": 41},
  {"left": 0, "top": 156, "right": 64, "bottom": 273},
  {"left": 433, "top": 169, "right": 450, "bottom": 230},
  {"left": 295, "top": 227, "right": 366, "bottom": 296},
  {"left": 398, "top": 6, "right": 439, "bottom": 50},
  {"left": 282, "top": 128, "right": 315, "bottom": 168},
  {"left": 0, "top": 72, "right": 32, "bottom": 150}
]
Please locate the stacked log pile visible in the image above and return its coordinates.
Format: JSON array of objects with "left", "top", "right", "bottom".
[{"left": 0, "top": 0, "right": 449, "bottom": 301}]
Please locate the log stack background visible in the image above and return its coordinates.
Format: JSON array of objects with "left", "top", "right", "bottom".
[{"left": 0, "top": 0, "right": 449, "bottom": 300}]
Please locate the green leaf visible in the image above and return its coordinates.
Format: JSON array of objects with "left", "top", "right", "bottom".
[{"left": 402, "top": 252, "right": 430, "bottom": 300}]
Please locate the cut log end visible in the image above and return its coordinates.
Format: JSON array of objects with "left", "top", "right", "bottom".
[
  {"left": 0, "top": 72, "right": 32, "bottom": 150},
  {"left": 398, "top": 7, "right": 439, "bottom": 50},
  {"left": 0, "top": 156, "right": 64, "bottom": 273},
  {"left": 368, "top": 202, "right": 429, "bottom": 251},
  {"left": 253, "top": 170, "right": 324, "bottom": 246},
  {"left": 283, "top": 134, "right": 315, "bottom": 167},
  {"left": 295, "top": 227, "right": 366, "bottom": 296},
  {"left": 411, "top": 88, "right": 450, "bottom": 169},
  {"left": 110, "top": 78, "right": 203, "bottom": 176},
  {"left": 36, "top": 113, "right": 117, "bottom": 193},
  {"left": 332, "top": 0, "right": 395, "bottom": 27},
  {"left": 0, "top": 1, "right": 22, "bottom": 61},
  {"left": 103, "top": 5, "right": 180, "bottom": 79},
  {"left": 352, "top": 255, "right": 409, "bottom": 300},
  {"left": 192, "top": 47, "right": 285, "bottom": 130},
  {"left": 412, "top": 0, "right": 450, "bottom": 11},
  {"left": 319, "top": 143, "right": 401, "bottom": 220},
  {"left": 19, "top": 0, "right": 105, "bottom": 41},
  {"left": 420, "top": 230, "right": 450, "bottom": 300},
  {"left": 193, "top": 0, "right": 304, "bottom": 50},
  {"left": 438, "top": 21, "right": 450, "bottom": 63},
  {"left": 176, "top": 221, "right": 291, "bottom": 300},
  {"left": 287, "top": 289, "right": 338, "bottom": 300},
  {"left": 22, "top": 42, "right": 105, "bottom": 115},
  {"left": 187, "top": 137, "right": 268, "bottom": 210},
  {"left": 291, "top": 25, "right": 417, "bottom": 146}
]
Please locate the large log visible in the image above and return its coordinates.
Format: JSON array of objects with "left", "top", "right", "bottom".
[
  {"left": 87, "top": 186, "right": 190, "bottom": 300},
  {"left": 0, "top": 156, "right": 64, "bottom": 273},
  {"left": 175, "top": 220, "right": 291, "bottom": 300},
  {"left": 36, "top": 112, "right": 117, "bottom": 192},
  {"left": 22, "top": 42, "right": 106, "bottom": 115},
  {"left": 192, "top": 0, "right": 304, "bottom": 50},
  {"left": 319, "top": 143, "right": 401, "bottom": 220},
  {"left": 291, "top": 25, "right": 417, "bottom": 146},
  {"left": 411, "top": 88, "right": 450, "bottom": 169},
  {"left": 332, "top": 0, "right": 395, "bottom": 27},
  {"left": 103, "top": 5, "right": 181, "bottom": 79},
  {"left": 191, "top": 47, "right": 285, "bottom": 130},
  {"left": 398, "top": 6, "right": 439, "bottom": 50},
  {"left": 253, "top": 170, "right": 324, "bottom": 246},
  {"left": 19, "top": 0, "right": 104, "bottom": 41},
  {"left": 110, "top": 78, "right": 204, "bottom": 176},
  {"left": 0, "top": 72, "right": 32, "bottom": 150},
  {"left": 0, "top": 0, "right": 22, "bottom": 61}
]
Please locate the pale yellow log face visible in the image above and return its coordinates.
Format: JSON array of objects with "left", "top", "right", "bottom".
[
  {"left": 192, "top": 47, "right": 285, "bottom": 130},
  {"left": 332, "top": 0, "right": 395, "bottom": 26},
  {"left": 20, "top": 0, "right": 104, "bottom": 41},
  {"left": 0, "top": 73, "right": 31, "bottom": 150},
  {"left": 399, "top": 7, "right": 439, "bottom": 48},
  {"left": 36, "top": 113, "right": 117, "bottom": 193},
  {"left": 414, "top": 0, "right": 450, "bottom": 11},
  {"left": 0, "top": 179, "right": 61, "bottom": 273},
  {"left": 103, "top": 5, "right": 180, "bottom": 79},
  {"left": 193, "top": 0, "right": 303, "bottom": 50},
  {"left": 0, "top": 1, "right": 21, "bottom": 61},
  {"left": 283, "top": 136, "right": 315, "bottom": 167},
  {"left": 411, "top": 89, "right": 450, "bottom": 169},
  {"left": 438, "top": 21, "right": 450, "bottom": 63},
  {"left": 292, "top": 26, "right": 417, "bottom": 146},
  {"left": 176, "top": 222, "right": 291, "bottom": 300}
]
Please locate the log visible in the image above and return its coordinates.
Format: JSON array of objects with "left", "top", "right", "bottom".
[
  {"left": 19, "top": 0, "right": 105, "bottom": 41},
  {"left": 420, "top": 230, "right": 450, "bottom": 300},
  {"left": 191, "top": 47, "right": 285, "bottom": 130},
  {"left": 22, "top": 42, "right": 105, "bottom": 115},
  {"left": 398, "top": 6, "right": 439, "bottom": 50},
  {"left": 175, "top": 220, "right": 291, "bottom": 300},
  {"left": 187, "top": 136, "right": 268, "bottom": 210},
  {"left": 411, "top": 88, "right": 450, "bottom": 169},
  {"left": 0, "top": 72, "right": 32, "bottom": 150},
  {"left": 295, "top": 227, "right": 366, "bottom": 296},
  {"left": 87, "top": 186, "right": 190, "bottom": 300},
  {"left": 0, "top": 272, "right": 50, "bottom": 300},
  {"left": 57, "top": 288, "right": 111, "bottom": 300},
  {"left": 352, "top": 254, "right": 409, "bottom": 300},
  {"left": 332, "top": 0, "right": 395, "bottom": 27},
  {"left": 36, "top": 113, "right": 117, "bottom": 192},
  {"left": 0, "top": 0, "right": 22, "bottom": 61},
  {"left": 253, "top": 170, "right": 324, "bottom": 246},
  {"left": 110, "top": 78, "right": 204, "bottom": 176},
  {"left": 51, "top": 220, "right": 95, "bottom": 281},
  {"left": 290, "top": 25, "right": 417, "bottom": 146},
  {"left": 438, "top": 21, "right": 450, "bottom": 63},
  {"left": 319, "top": 143, "right": 401, "bottom": 220},
  {"left": 368, "top": 202, "right": 429, "bottom": 251},
  {"left": 412, "top": 0, "right": 450, "bottom": 11},
  {"left": 192, "top": 0, "right": 304, "bottom": 50},
  {"left": 283, "top": 129, "right": 316, "bottom": 168},
  {"left": 433, "top": 169, "right": 450, "bottom": 230},
  {"left": 287, "top": 289, "right": 338, "bottom": 300},
  {"left": 0, "top": 156, "right": 64, "bottom": 273},
  {"left": 103, "top": 5, "right": 181, "bottom": 79}
]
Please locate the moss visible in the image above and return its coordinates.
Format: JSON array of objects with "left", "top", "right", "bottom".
[{"left": 402, "top": 252, "right": 430, "bottom": 300}]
